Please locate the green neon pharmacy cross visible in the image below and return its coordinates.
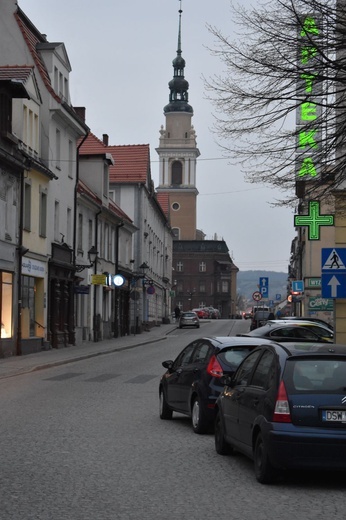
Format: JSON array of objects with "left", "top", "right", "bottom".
[{"left": 294, "top": 201, "right": 334, "bottom": 240}]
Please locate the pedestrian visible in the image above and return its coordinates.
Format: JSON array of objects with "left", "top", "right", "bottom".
[{"left": 174, "top": 306, "right": 181, "bottom": 321}]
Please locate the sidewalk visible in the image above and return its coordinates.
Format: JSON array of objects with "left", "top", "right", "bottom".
[{"left": 0, "top": 323, "right": 177, "bottom": 380}]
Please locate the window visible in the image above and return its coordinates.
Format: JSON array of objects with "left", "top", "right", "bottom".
[
  {"left": 176, "top": 261, "right": 183, "bottom": 272},
  {"left": 222, "top": 281, "right": 229, "bottom": 293},
  {"left": 177, "top": 281, "right": 183, "bottom": 294},
  {"left": 56, "top": 128, "right": 61, "bottom": 169},
  {"left": 23, "top": 181, "right": 31, "bottom": 231},
  {"left": 1, "top": 271, "right": 13, "bottom": 338},
  {"left": 66, "top": 207, "right": 72, "bottom": 246},
  {"left": 172, "top": 202, "right": 180, "bottom": 211},
  {"left": 77, "top": 213, "right": 83, "bottom": 251},
  {"left": 171, "top": 161, "right": 182, "bottom": 185},
  {"left": 21, "top": 276, "right": 35, "bottom": 336},
  {"left": 39, "top": 187, "right": 47, "bottom": 237},
  {"left": 192, "top": 342, "right": 211, "bottom": 363},
  {"left": 54, "top": 201, "right": 60, "bottom": 242},
  {"left": 251, "top": 351, "right": 275, "bottom": 389},
  {"left": 199, "top": 282, "right": 206, "bottom": 293},
  {"left": 174, "top": 343, "right": 197, "bottom": 368},
  {"left": 199, "top": 262, "right": 206, "bottom": 272},
  {"left": 172, "top": 228, "right": 180, "bottom": 239},
  {"left": 234, "top": 350, "right": 262, "bottom": 386},
  {"left": 0, "top": 90, "right": 12, "bottom": 134},
  {"left": 68, "top": 140, "right": 73, "bottom": 178}
]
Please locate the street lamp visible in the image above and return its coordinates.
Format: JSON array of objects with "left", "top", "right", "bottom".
[
  {"left": 131, "top": 262, "right": 150, "bottom": 335},
  {"left": 75, "top": 246, "right": 98, "bottom": 272}
]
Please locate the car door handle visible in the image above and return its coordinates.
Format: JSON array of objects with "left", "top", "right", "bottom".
[
  {"left": 176, "top": 369, "right": 182, "bottom": 375},
  {"left": 193, "top": 367, "right": 200, "bottom": 373}
]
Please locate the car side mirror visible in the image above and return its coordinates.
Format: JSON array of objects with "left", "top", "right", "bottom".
[{"left": 162, "top": 360, "right": 174, "bottom": 371}]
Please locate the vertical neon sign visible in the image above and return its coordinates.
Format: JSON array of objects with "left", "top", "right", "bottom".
[{"left": 296, "top": 16, "right": 321, "bottom": 179}]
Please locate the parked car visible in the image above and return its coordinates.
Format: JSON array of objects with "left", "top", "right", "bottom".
[
  {"left": 240, "top": 320, "right": 334, "bottom": 343},
  {"left": 214, "top": 342, "right": 346, "bottom": 483},
  {"left": 159, "top": 336, "right": 276, "bottom": 433},
  {"left": 179, "top": 311, "right": 200, "bottom": 329},
  {"left": 278, "top": 316, "right": 333, "bottom": 330},
  {"left": 250, "top": 310, "right": 272, "bottom": 331},
  {"left": 192, "top": 308, "right": 209, "bottom": 319},
  {"left": 208, "top": 307, "right": 220, "bottom": 319}
]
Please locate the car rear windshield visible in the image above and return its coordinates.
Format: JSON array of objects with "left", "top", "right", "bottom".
[
  {"left": 254, "top": 311, "right": 270, "bottom": 319},
  {"left": 283, "top": 357, "right": 346, "bottom": 393},
  {"left": 218, "top": 347, "right": 255, "bottom": 372}
]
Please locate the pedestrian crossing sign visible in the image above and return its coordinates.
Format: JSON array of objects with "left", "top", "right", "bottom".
[{"left": 322, "top": 248, "right": 346, "bottom": 271}]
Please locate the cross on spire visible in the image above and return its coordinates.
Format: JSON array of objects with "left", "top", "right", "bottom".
[{"left": 294, "top": 200, "right": 334, "bottom": 240}]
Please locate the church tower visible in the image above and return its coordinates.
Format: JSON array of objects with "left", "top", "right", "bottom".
[{"left": 156, "top": 2, "right": 200, "bottom": 240}]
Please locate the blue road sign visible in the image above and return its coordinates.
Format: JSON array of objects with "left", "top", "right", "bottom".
[
  {"left": 321, "top": 273, "right": 346, "bottom": 299},
  {"left": 276, "top": 294, "right": 281, "bottom": 301},
  {"left": 259, "top": 277, "right": 269, "bottom": 298},
  {"left": 292, "top": 280, "right": 304, "bottom": 292},
  {"left": 322, "top": 248, "right": 346, "bottom": 271}
]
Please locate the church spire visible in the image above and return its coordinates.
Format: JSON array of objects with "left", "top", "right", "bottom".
[{"left": 164, "top": 1, "right": 193, "bottom": 114}]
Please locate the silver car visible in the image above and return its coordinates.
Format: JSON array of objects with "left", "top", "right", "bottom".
[{"left": 179, "top": 311, "right": 200, "bottom": 329}]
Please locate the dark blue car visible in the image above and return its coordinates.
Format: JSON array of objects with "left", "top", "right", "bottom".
[{"left": 214, "top": 342, "right": 346, "bottom": 483}]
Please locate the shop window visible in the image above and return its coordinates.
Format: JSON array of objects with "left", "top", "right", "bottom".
[
  {"left": 1, "top": 272, "right": 13, "bottom": 338},
  {"left": 21, "top": 276, "right": 36, "bottom": 337}
]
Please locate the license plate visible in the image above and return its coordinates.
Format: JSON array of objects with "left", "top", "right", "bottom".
[{"left": 322, "top": 410, "right": 346, "bottom": 422}]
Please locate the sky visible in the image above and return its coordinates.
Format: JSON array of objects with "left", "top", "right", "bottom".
[{"left": 18, "top": 0, "right": 295, "bottom": 273}]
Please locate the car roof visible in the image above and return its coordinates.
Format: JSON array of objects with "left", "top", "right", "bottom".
[
  {"left": 267, "top": 319, "right": 332, "bottom": 330},
  {"left": 259, "top": 342, "right": 346, "bottom": 357},
  {"left": 197, "top": 336, "right": 277, "bottom": 349}
]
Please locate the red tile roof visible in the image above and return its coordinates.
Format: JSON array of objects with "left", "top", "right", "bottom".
[
  {"left": 79, "top": 132, "right": 110, "bottom": 156},
  {"left": 15, "top": 9, "right": 61, "bottom": 102},
  {"left": 108, "top": 144, "right": 150, "bottom": 184},
  {"left": 77, "top": 180, "right": 133, "bottom": 224},
  {"left": 0, "top": 65, "right": 33, "bottom": 82},
  {"left": 156, "top": 193, "right": 170, "bottom": 218}
]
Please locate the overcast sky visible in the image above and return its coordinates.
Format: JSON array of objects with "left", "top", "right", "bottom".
[{"left": 18, "top": 0, "right": 295, "bottom": 273}]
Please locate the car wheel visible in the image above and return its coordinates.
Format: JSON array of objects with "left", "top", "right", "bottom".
[
  {"left": 159, "top": 389, "right": 173, "bottom": 420},
  {"left": 196, "top": 324, "right": 200, "bottom": 328},
  {"left": 254, "top": 433, "right": 277, "bottom": 484},
  {"left": 215, "top": 411, "right": 233, "bottom": 455},
  {"left": 191, "top": 395, "right": 209, "bottom": 434}
]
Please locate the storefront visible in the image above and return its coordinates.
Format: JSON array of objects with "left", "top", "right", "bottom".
[
  {"left": 0, "top": 270, "right": 14, "bottom": 357},
  {"left": 20, "top": 257, "right": 47, "bottom": 354}
]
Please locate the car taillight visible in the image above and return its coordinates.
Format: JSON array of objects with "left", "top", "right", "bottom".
[
  {"left": 273, "top": 380, "right": 291, "bottom": 423},
  {"left": 206, "top": 355, "right": 223, "bottom": 378}
]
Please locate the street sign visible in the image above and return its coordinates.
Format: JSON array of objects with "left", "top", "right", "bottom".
[
  {"left": 294, "top": 201, "right": 334, "bottom": 240},
  {"left": 306, "top": 278, "right": 321, "bottom": 288},
  {"left": 322, "top": 248, "right": 346, "bottom": 271},
  {"left": 292, "top": 280, "right": 304, "bottom": 292},
  {"left": 275, "top": 293, "right": 281, "bottom": 300},
  {"left": 252, "top": 291, "right": 262, "bottom": 301},
  {"left": 259, "top": 277, "right": 269, "bottom": 298},
  {"left": 322, "top": 273, "right": 346, "bottom": 299}
]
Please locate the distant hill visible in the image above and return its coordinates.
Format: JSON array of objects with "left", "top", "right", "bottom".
[{"left": 237, "top": 270, "right": 287, "bottom": 306}]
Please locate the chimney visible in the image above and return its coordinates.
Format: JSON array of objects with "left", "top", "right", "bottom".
[
  {"left": 74, "top": 106, "right": 86, "bottom": 122},
  {"left": 103, "top": 134, "right": 109, "bottom": 146}
]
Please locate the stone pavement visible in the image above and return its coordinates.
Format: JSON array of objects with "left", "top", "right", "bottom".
[{"left": 0, "top": 323, "right": 177, "bottom": 380}]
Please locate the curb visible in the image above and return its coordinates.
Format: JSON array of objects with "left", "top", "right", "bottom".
[{"left": 0, "top": 335, "right": 168, "bottom": 380}]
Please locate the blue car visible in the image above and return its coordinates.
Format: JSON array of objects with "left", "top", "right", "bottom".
[{"left": 215, "top": 342, "right": 346, "bottom": 483}]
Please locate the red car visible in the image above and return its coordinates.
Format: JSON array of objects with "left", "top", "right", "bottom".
[{"left": 192, "top": 308, "right": 209, "bottom": 319}]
